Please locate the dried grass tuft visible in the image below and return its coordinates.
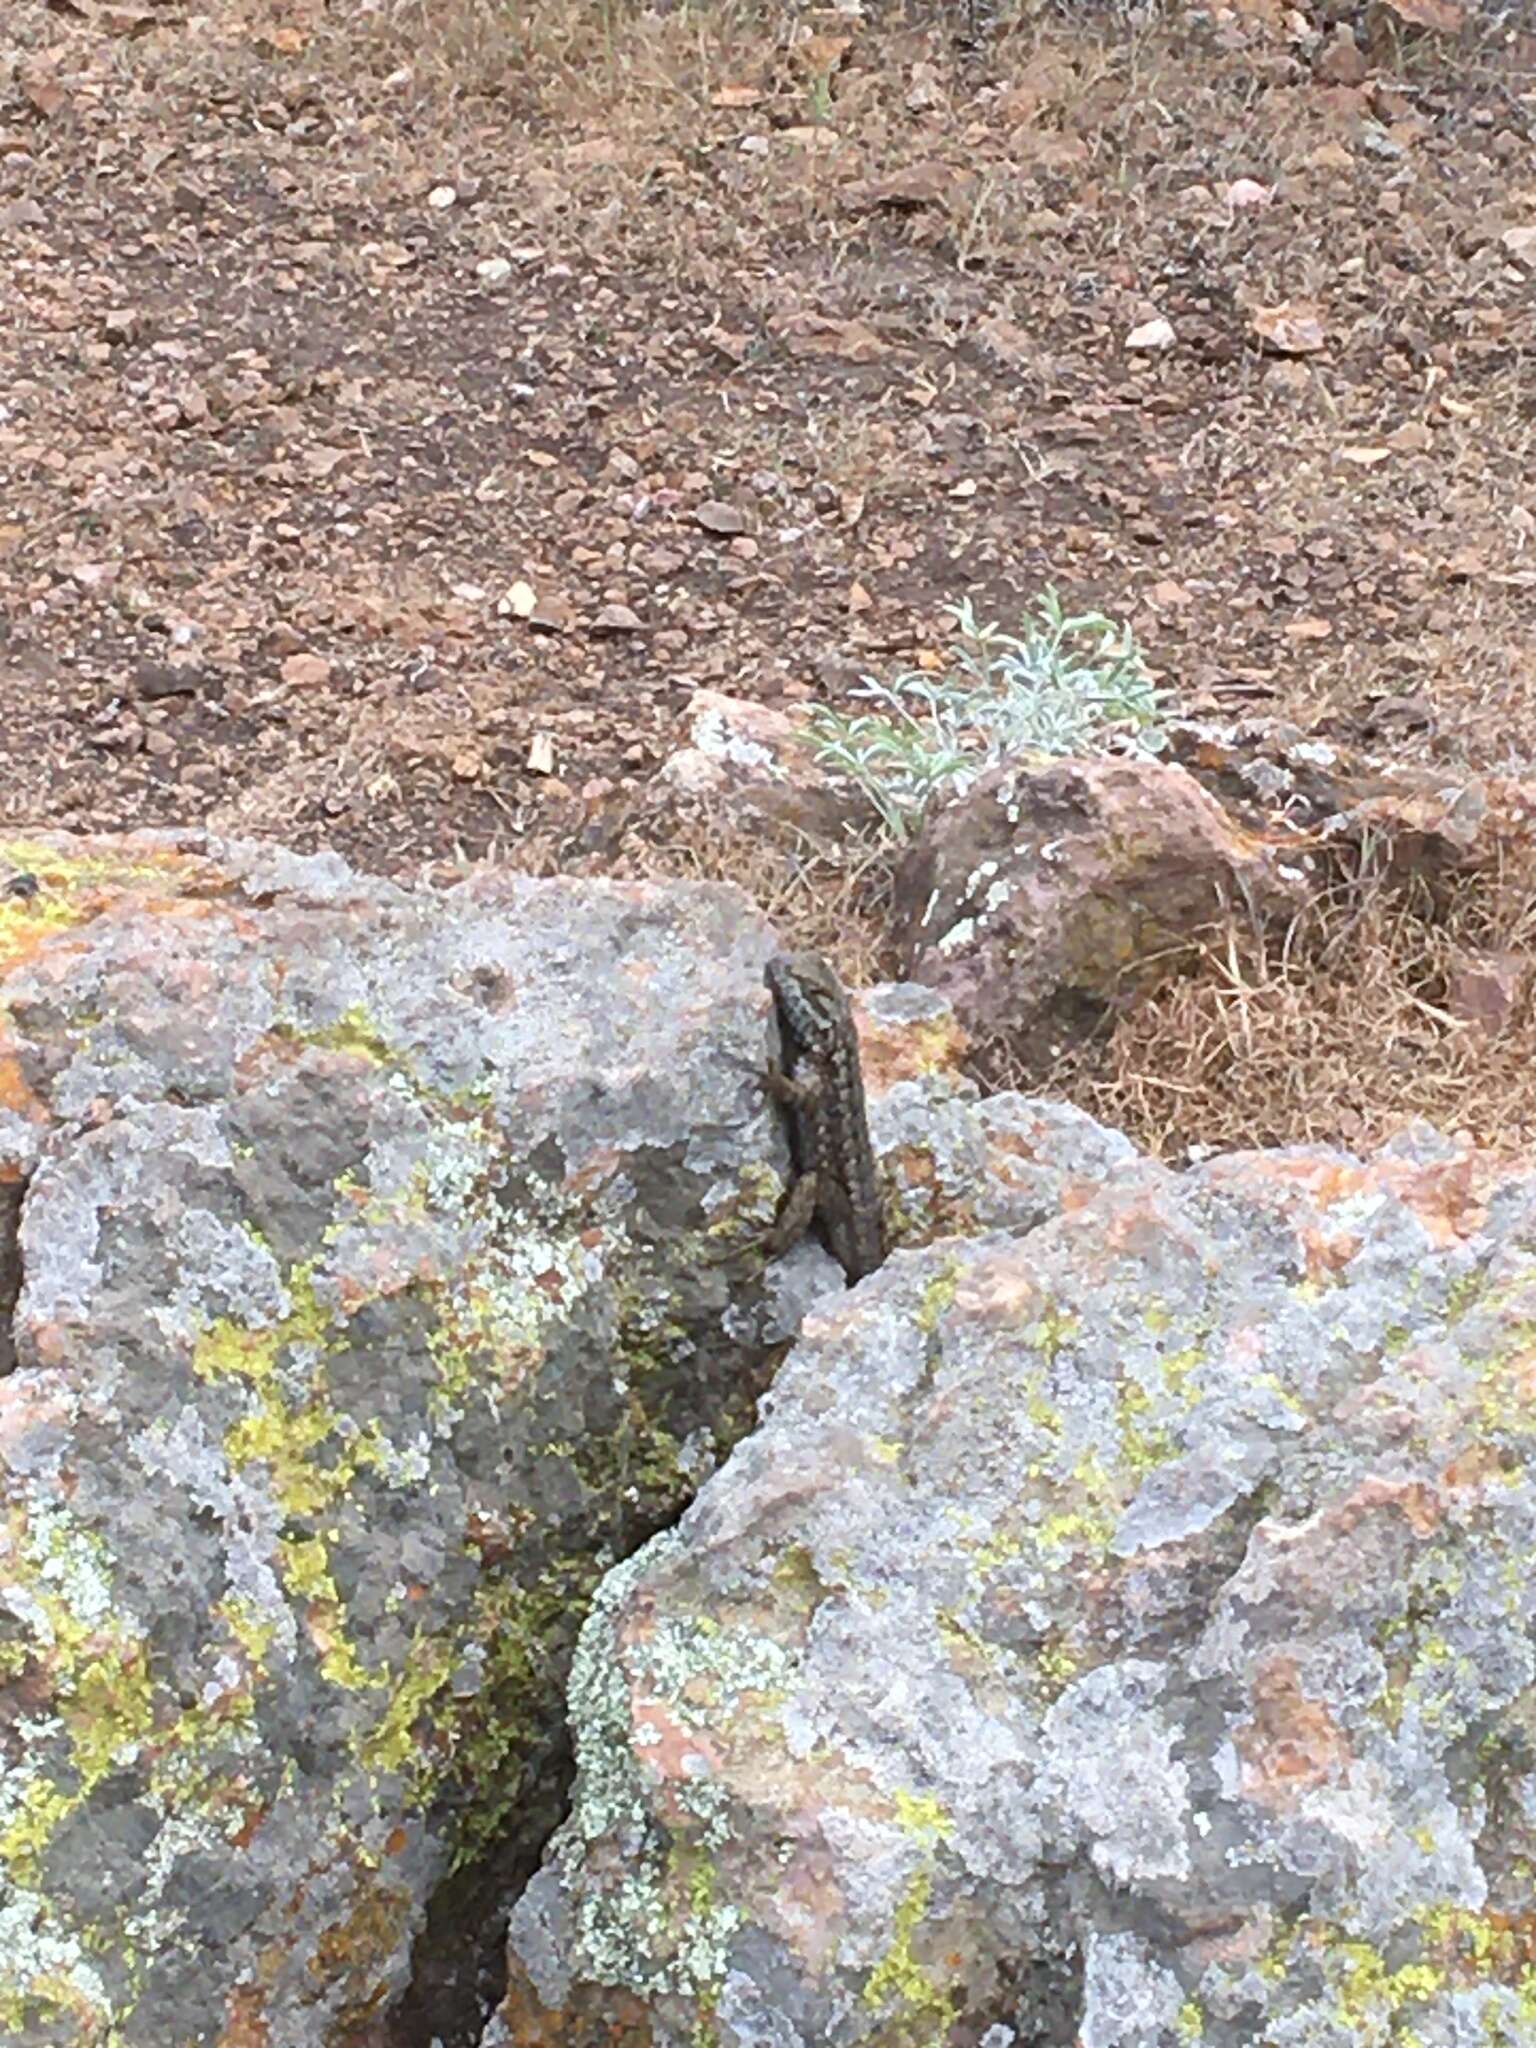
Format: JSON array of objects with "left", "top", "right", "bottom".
[
  {"left": 1037, "top": 846, "right": 1536, "bottom": 1161},
  {"left": 539, "top": 792, "right": 1536, "bottom": 1164}
]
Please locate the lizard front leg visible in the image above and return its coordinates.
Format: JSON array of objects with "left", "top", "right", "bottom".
[
  {"left": 764, "top": 1166, "right": 820, "bottom": 1257},
  {"left": 763, "top": 1060, "right": 821, "bottom": 1112},
  {"left": 762, "top": 1058, "right": 823, "bottom": 1256}
]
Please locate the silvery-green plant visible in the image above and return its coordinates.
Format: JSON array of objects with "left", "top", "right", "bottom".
[{"left": 808, "top": 588, "right": 1166, "bottom": 842}]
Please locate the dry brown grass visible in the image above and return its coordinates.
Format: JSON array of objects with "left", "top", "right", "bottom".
[
  {"left": 518, "top": 784, "right": 1536, "bottom": 1165},
  {"left": 531, "top": 797, "right": 897, "bottom": 987},
  {"left": 1046, "top": 846, "right": 1536, "bottom": 1161}
]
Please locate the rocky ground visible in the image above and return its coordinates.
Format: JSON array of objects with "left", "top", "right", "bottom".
[{"left": 2, "top": 0, "right": 1534, "bottom": 1144}]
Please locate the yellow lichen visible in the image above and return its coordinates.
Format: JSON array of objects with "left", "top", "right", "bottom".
[{"left": 861, "top": 1870, "right": 957, "bottom": 2041}]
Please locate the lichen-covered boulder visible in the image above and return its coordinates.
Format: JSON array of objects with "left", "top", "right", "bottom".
[
  {"left": 0, "top": 831, "right": 837, "bottom": 2048},
  {"left": 889, "top": 751, "right": 1310, "bottom": 1063},
  {"left": 493, "top": 1129, "right": 1536, "bottom": 2047}
]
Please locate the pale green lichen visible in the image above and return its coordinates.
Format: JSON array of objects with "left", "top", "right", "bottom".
[
  {"left": 861, "top": 1869, "right": 958, "bottom": 2043},
  {"left": 1024, "top": 1451, "right": 1120, "bottom": 1562},
  {"left": 0, "top": 1490, "right": 272, "bottom": 2035},
  {"left": 1246, "top": 1906, "right": 1536, "bottom": 2041},
  {"left": 291, "top": 1002, "right": 397, "bottom": 1066},
  {"left": 892, "top": 1789, "right": 951, "bottom": 1841},
  {"left": 361, "top": 1629, "right": 461, "bottom": 1780},
  {"left": 0, "top": 1506, "right": 154, "bottom": 1885},
  {"left": 426, "top": 1227, "right": 595, "bottom": 1422},
  {"left": 192, "top": 1259, "right": 329, "bottom": 1389},
  {"left": 1035, "top": 1636, "right": 1080, "bottom": 1693},
  {"left": 1175, "top": 1999, "right": 1204, "bottom": 2044},
  {"left": 0, "top": 1882, "right": 113, "bottom": 2043},
  {"left": 552, "top": 1541, "right": 754, "bottom": 2000},
  {"left": 1114, "top": 1374, "right": 1178, "bottom": 1477},
  {"left": 195, "top": 1263, "right": 389, "bottom": 1692},
  {"left": 701, "top": 1159, "right": 783, "bottom": 1255},
  {"left": 1331, "top": 1940, "right": 1441, "bottom": 2029},
  {"left": 968, "top": 1527, "right": 1023, "bottom": 1576},
  {"left": 915, "top": 1258, "right": 961, "bottom": 1335},
  {"left": 1473, "top": 1320, "right": 1536, "bottom": 1439},
  {"left": 1023, "top": 1301, "right": 1079, "bottom": 1360},
  {"left": 1158, "top": 1341, "right": 1205, "bottom": 1404}
]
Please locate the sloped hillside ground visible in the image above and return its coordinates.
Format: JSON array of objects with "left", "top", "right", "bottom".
[{"left": 1, "top": 0, "right": 1534, "bottom": 1150}]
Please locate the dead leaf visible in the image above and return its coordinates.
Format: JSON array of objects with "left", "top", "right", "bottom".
[
  {"left": 1224, "top": 178, "right": 1275, "bottom": 210},
  {"left": 1387, "top": 421, "right": 1433, "bottom": 452},
  {"left": 1441, "top": 547, "right": 1486, "bottom": 582},
  {"left": 1316, "top": 23, "right": 1368, "bottom": 83},
  {"left": 1284, "top": 618, "right": 1333, "bottom": 640},
  {"left": 976, "top": 313, "right": 1032, "bottom": 367},
  {"left": 528, "top": 599, "right": 574, "bottom": 635},
  {"left": 711, "top": 84, "right": 763, "bottom": 108},
  {"left": 847, "top": 582, "right": 873, "bottom": 613},
  {"left": 1126, "top": 316, "right": 1176, "bottom": 351},
  {"left": 281, "top": 652, "right": 332, "bottom": 688},
  {"left": 906, "top": 63, "right": 941, "bottom": 113},
  {"left": 1338, "top": 445, "right": 1392, "bottom": 465},
  {"left": 563, "top": 137, "right": 628, "bottom": 169},
  {"left": 21, "top": 76, "right": 70, "bottom": 118},
  {"left": 99, "top": 5, "right": 159, "bottom": 33},
  {"left": 772, "top": 312, "right": 887, "bottom": 364},
  {"left": 694, "top": 501, "right": 749, "bottom": 536},
  {"left": 1251, "top": 303, "right": 1327, "bottom": 355},
  {"left": 1147, "top": 580, "right": 1195, "bottom": 608},
  {"left": 590, "top": 603, "right": 643, "bottom": 633},
  {"left": 845, "top": 162, "right": 975, "bottom": 215},
  {"left": 527, "top": 733, "right": 556, "bottom": 775},
  {"left": 1501, "top": 227, "right": 1536, "bottom": 266},
  {"left": 301, "top": 445, "right": 351, "bottom": 480},
  {"left": 793, "top": 33, "right": 852, "bottom": 75},
  {"left": 1375, "top": 0, "right": 1465, "bottom": 31}
]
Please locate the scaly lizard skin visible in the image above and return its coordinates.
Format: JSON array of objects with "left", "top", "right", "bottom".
[{"left": 763, "top": 950, "right": 886, "bottom": 1283}]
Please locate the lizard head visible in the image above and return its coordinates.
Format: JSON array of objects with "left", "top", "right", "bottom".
[{"left": 765, "top": 950, "right": 851, "bottom": 1038}]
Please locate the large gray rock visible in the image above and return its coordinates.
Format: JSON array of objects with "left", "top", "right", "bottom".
[
  {"left": 890, "top": 750, "right": 1310, "bottom": 1064},
  {"left": 0, "top": 831, "right": 835, "bottom": 2048},
  {"left": 493, "top": 1126, "right": 1536, "bottom": 2046}
]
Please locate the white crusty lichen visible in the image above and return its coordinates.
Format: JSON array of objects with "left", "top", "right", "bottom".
[
  {"left": 553, "top": 1533, "right": 775, "bottom": 1998},
  {"left": 0, "top": 1886, "right": 112, "bottom": 2037}
]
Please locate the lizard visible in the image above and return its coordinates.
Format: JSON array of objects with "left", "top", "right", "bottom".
[{"left": 761, "top": 949, "right": 887, "bottom": 1284}]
